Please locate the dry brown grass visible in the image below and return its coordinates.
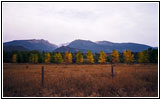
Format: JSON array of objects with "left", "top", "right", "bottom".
[{"left": 3, "top": 63, "right": 158, "bottom": 97}]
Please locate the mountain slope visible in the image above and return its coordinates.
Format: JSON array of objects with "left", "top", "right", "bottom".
[
  {"left": 3, "top": 39, "right": 58, "bottom": 52},
  {"left": 3, "top": 45, "right": 29, "bottom": 51},
  {"left": 96, "top": 41, "right": 152, "bottom": 52},
  {"left": 3, "top": 39, "right": 152, "bottom": 53},
  {"left": 54, "top": 46, "right": 88, "bottom": 53},
  {"left": 67, "top": 39, "right": 152, "bottom": 53},
  {"left": 67, "top": 39, "right": 107, "bottom": 53}
]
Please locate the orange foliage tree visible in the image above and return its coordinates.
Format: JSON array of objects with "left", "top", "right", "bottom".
[
  {"left": 64, "top": 51, "right": 72, "bottom": 63},
  {"left": 12, "top": 54, "right": 17, "bottom": 63},
  {"left": 44, "top": 52, "right": 51, "bottom": 63}
]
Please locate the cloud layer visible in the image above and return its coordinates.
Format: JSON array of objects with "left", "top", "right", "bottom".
[{"left": 3, "top": 2, "right": 159, "bottom": 47}]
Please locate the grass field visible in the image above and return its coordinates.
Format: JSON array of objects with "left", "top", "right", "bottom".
[{"left": 3, "top": 63, "right": 158, "bottom": 97}]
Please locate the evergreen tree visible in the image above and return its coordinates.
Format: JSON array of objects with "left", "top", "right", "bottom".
[
  {"left": 148, "top": 48, "right": 158, "bottom": 63},
  {"left": 29, "top": 53, "right": 38, "bottom": 63}
]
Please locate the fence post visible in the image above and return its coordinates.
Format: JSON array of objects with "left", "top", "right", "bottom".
[
  {"left": 41, "top": 66, "right": 44, "bottom": 88},
  {"left": 111, "top": 64, "right": 114, "bottom": 78}
]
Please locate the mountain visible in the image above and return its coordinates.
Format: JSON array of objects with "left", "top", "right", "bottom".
[
  {"left": 3, "top": 39, "right": 152, "bottom": 53},
  {"left": 54, "top": 46, "right": 88, "bottom": 53},
  {"left": 3, "top": 45, "right": 29, "bottom": 51},
  {"left": 58, "top": 42, "right": 70, "bottom": 47},
  {"left": 153, "top": 47, "right": 158, "bottom": 49},
  {"left": 3, "top": 39, "right": 58, "bottom": 52},
  {"left": 96, "top": 41, "right": 152, "bottom": 52},
  {"left": 96, "top": 41, "right": 114, "bottom": 46},
  {"left": 67, "top": 39, "right": 106, "bottom": 53},
  {"left": 67, "top": 39, "right": 152, "bottom": 53}
]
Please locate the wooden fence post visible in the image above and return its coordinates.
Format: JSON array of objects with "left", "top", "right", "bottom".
[
  {"left": 41, "top": 66, "right": 44, "bottom": 88},
  {"left": 111, "top": 64, "right": 114, "bottom": 78}
]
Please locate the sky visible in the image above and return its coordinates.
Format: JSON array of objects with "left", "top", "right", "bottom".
[{"left": 2, "top": 2, "right": 159, "bottom": 47}]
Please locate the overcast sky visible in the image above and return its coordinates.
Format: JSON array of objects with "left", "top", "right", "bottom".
[{"left": 3, "top": 2, "right": 158, "bottom": 47}]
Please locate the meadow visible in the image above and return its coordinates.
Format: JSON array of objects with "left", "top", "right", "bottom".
[{"left": 3, "top": 63, "right": 158, "bottom": 97}]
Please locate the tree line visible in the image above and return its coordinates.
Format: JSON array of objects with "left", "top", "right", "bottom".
[{"left": 3, "top": 48, "right": 158, "bottom": 64}]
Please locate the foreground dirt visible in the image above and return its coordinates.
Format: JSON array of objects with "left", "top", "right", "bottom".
[{"left": 3, "top": 63, "right": 158, "bottom": 97}]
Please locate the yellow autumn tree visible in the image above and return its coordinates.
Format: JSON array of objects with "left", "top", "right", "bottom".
[
  {"left": 99, "top": 51, "right": 106, "bottom": 63},
  {"left": 76, "top": 51, "right": 83, "bottom": 64},
  {"left": 112, "top": 50, "right": 119, "bottom": 63},
  {"left": 123, "top": 50, "right": 134, "bottom": 63},
  {"left": 87, "top": 50, "right": 94, "bottom": 63},
  {"left": 138, "top": 50, "right": 149, "bottom": 63},
  {"left": 54, "top": 52, "right": 63, "bottom": 63},
  {"left": 44, "top": 52, "right": 51, "bottom": 63},
  {"left": 12, "top": 54, "right": 17, "bottom": 63},
  {"left": 68, "top": 52, "right": 72, "bottom": 63},
  {"left": 64, "top": 51, "right": 72, "bottom": 63}
]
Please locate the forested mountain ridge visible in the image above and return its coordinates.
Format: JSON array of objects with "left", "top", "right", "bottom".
[
  {"left": 3, "top": 39, "right": 58, "bottom": 52},
  {"left": 67, "top": 39, "right": 152, "bottom": 53},
  {"left": 3, "top": 39, "right": 153, "bottom": 53}
]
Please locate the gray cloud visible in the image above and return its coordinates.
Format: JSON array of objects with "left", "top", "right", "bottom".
[{"left": 3, "top": 2, "right": 158, "bottom": 47}]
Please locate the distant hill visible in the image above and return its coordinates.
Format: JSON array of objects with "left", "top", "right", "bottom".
[
  {"left": 153, "top": 47, "right": 158, "bottom": 49},
  {"left": 3, "top": 45, "right": 29, "bottom": 52},
  {"left": 54, "top": 46, "right": 78, "bottom": 53},
  {"left": 3, "top": 39, "right": 58, "bottom": 52},
  {"left": 67, "top": 39, "right": 152, "bottom": 53},
  {"left": 3, "top": 39, "right": 153, "bottom": 53},
  {"left": 96, "top": 41, "right": 152, "bottom": 52},
  {"left": 67, "top": 39, "right": 105, "bottom": 53},
  {"left": 54, "top": 46, "right": 88, "bottom": 53}
]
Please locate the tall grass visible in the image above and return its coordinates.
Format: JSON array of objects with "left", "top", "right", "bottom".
[{"left": 3, "top": 63, "right": 158, "bottom": 97}]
